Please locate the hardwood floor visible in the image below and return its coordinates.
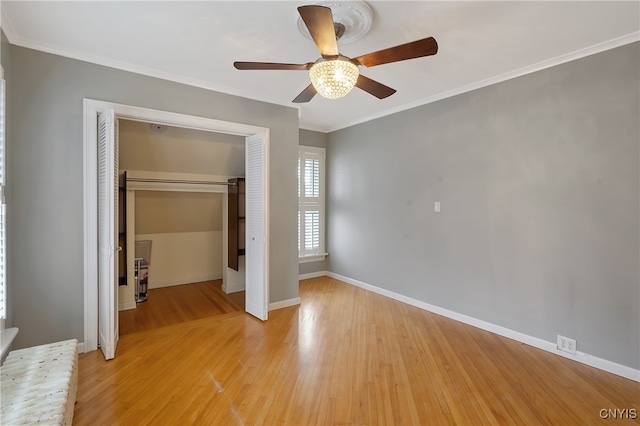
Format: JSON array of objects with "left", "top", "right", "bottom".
[
  {"left": 119, "top": 280, "right": 245, "bottom": 335},
  {"left": 76, "top": 277, "right": 639, "bottom": 425}
]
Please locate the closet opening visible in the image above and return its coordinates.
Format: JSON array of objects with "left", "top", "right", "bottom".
[
  {"left": 116, "top": 119, "right": 247, "bottom": 335},
  {"left": 84, "top": 98, "right": 270, "bottom": 359}
]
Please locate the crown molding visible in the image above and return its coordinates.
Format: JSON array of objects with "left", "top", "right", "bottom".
[
  {"left": 326, "top": 31, "right": 640, "bottom": 133},
  {"left": 2, "top": 5, "right": 637, "bottom": 136},
  {"left": 0, "top": 5, "right": 19, "bottom": 43},
  {"left": 2, "top": 15, "right": 296, "bottom": 115}
]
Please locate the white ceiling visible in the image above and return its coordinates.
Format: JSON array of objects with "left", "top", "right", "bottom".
[{"left": 2, "top": 1, "right": 638, "bottom": 132}]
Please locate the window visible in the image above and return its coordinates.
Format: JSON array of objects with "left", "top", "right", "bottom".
[
  {"left": 0, "top": 69, "right": 6, "bottom": 323},
  {"left": 298, "top": 146, "right": 326, "bottom": 262}
]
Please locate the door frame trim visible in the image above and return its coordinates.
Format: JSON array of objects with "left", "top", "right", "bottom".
[{"left": 83, "top": 99, "right": 270, "bottom": 352}]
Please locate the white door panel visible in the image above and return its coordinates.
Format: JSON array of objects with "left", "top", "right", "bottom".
[
  {"left": 97, "top": 109, "right": 118, "bottom": 360},
  {"left": 245, "top": 133, "right": 268, "bottom": 320}
]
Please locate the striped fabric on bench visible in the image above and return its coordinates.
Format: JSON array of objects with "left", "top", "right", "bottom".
[{"left": 0, "top": 339, "right": 78, "bottom": 426}]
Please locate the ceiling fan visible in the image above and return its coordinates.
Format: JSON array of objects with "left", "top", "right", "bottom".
[{"left": 233, "top": 5, "right": 438, "bottom": 103}]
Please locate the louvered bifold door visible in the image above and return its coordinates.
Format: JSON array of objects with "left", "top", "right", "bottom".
[
  {"left": 244, "top": 134, "right": 267, "bottom": 321},
  {"left": 97, "top": 109, "right": 119, "bottom": 360}
]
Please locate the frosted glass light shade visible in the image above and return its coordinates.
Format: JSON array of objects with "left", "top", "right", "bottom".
[{"left": 309, "top": 58, "right": 359, "bottom": 99}]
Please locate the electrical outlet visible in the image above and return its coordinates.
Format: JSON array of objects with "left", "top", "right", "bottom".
[{"left": 557, "top": 335, "right": 577, "bottom": 355}]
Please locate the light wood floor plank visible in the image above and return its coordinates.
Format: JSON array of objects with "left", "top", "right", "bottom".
[
  {"left": 119, "top": 279, "right": 245, "bottom": 335},
  {"left": 75, "top": 276, "right": 639, "bottom": 425}
]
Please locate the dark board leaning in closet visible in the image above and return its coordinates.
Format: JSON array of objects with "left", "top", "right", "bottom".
[
  {"left": 118, "top": 173, "right": 127, "bottom": 285},
  {"left": 228, "top": 178, "right": 245, "bottom": 271}
]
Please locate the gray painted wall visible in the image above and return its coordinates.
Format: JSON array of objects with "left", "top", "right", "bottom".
[
  {"left": 300, "top": 129, "right": 328, "bottom": 150},
  {"left": 8, "top": 44, "right": 299, "bottom": 349},
  {"left": 1, "top": 32, "right": 12, "bottom": 327},
  {"left": 299, "top": 261, "right": 326, "bottom": 276},
  {"left": 299, "top": 129, "right": 328, "bottom": 276},
  {"left": 327, "top": 43, "right": 640, "bottom": 369}
]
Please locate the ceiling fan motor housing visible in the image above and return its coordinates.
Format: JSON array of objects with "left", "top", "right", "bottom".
[
  {"left": 334, "top": 22, "right": 346, "bottom": 40},
  {"left": 297, "top": 1, "right": 374, "bottom": 45}
]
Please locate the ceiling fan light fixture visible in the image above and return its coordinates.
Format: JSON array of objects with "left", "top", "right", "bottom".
[{"left": 309, "top": 57, "right": 359, "bottom": 99}]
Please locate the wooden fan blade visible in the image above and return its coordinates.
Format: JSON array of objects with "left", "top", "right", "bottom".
[
  {"left": 298, "top": 5, "right": 339, "bottom": 58},
  {"left": 293, "top": 84, "right": 317, "bottom": 103},
  {"left": 234, "top": 62, "right": 313, "bottom": 71},
  {"left": 353, "top": 37, "right": 438, "bottom": 67},
  {"left": 355, "top": 75, "right": 396, "bottom": 99}
]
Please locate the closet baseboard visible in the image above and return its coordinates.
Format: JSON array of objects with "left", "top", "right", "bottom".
[
  {"left": 149, "top": 274, "right": 224, "bottom": 289},
  {"left": 118, "top": 301, "right": 136, "bottom": 311},
  {"left": 222, "top": 283, "right": 246, "bottom": 294}
]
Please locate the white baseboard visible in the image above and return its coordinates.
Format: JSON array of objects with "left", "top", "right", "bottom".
[
  {"left": 222, "top": 282, "right": 245, "bottom": 294},
  {"left": 150, "top": 274, "right": 223, "bottom": 289},
  {"left": 118, "top": 301, "right": 137, "bottom": 312},
  {"left": 327, "top": 271, "right": 640, "bottom": 383},
  {"left": 299, "top": 270, "right": 329, "bottom": 280},
  {"left": 78, "top": 342, "right": 86, "bottom": 354},
  {"left": 269, "top": 297, "right": 301, "bottom": 311}
]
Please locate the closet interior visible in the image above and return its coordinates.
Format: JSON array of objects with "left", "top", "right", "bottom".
[{"left": 116, "top": 119, "right": 247, "bottom": 334}]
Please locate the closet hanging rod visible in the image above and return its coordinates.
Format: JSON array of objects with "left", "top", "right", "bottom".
[{"left": 125, "top": 177, "right": 236, "bottom": 186}]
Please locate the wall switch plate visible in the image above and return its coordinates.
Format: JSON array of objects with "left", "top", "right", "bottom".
[
  {"left": 434, "top": 201, "right": 441, "bottom": 213},
  {"left": 557, "top": 335, "right": 577, "bottom": 355}
]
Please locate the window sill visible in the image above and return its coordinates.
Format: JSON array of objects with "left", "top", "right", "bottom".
[
  {"left": 299, "top": 253, "right": 328, "bottom": 264},
  {"left": 1, "top": 327, "right": 19, "bottom": 362}
]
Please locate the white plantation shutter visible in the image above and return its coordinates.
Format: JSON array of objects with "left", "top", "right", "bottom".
[
  {"left": 304, "top": 158, "right": 320, "bottom": 197},
  {"left": 297, "top": 211, "right": 301, "bottom": 253},
  {"left": 297, "top": 158, "right": 301, "bottom": 198},
  {"left": 304, "top": 211, "right": 320, "bottom": 251},
  {"left": 298, "top": 147, "right": 325, "bottom": 258},
  {"left": 0, "top": 77, "right": 6, "bottom": 321}
]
